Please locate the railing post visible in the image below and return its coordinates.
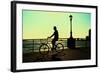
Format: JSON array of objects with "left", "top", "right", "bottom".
[{"left": 33, "top": 40, "right": 34, "bottom": 52}]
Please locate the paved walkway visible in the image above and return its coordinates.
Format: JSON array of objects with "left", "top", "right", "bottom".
[{"left": 23, "top": 47, "right": 90, "bottom": 63}]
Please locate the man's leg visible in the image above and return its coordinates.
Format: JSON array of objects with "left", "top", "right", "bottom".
[
  {"left": 52, "top": 39, "right": 56, "bottom": 51},
  {"left": 52, "top": 39, "right": 54, "bottom": 50}
]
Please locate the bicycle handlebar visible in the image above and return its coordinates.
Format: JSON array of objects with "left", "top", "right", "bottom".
[{"left": 39, "top": 37, "right": 51, "bottom": 44}]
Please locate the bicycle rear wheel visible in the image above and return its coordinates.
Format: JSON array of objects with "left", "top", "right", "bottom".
[
  {"left": 39, "top": 44, "right": 49, "bottom": 55},
  {"left": 56, "top": 43, "right": 64, "bottom": 53}
]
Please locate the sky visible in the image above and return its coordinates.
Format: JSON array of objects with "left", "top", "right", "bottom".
[{"left": 22, "top": 10, "right": 91, "bottom": 39}]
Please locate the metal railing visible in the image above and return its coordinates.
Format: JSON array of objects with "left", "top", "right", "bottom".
[{"left": 23, "top": 39, "right": 90, "bottom": 53}]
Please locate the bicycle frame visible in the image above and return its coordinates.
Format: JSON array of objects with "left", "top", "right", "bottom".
[
  {"left": 46, "top": 38, "right": 52, "bottom": 50},
  {"left": 40, "top": 38, "right": 57, "bottom": 50}
]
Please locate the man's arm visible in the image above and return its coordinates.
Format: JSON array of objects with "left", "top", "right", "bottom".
[{"left": 50, "top": 33, "right": 54, "bottom": 38}]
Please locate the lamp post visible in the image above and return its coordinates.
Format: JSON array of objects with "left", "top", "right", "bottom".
[
  {"left": 67, "top": 15, "right": 75, "bottom": 49},
  {"left": 69, "top": 15, "right": 73, "bottom": 38}
]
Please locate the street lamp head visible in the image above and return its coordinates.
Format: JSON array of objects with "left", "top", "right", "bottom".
[{"left": 69, "top": 15, "right": 73, "bottom": 20}]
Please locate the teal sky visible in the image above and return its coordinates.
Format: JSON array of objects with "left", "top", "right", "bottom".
[{"left": 22, "top": 10, "right": 91, "bottom": 39}]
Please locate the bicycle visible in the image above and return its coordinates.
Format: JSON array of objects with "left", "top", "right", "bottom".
[{"left": 39, "top": 37, "right": 64, "bottom": 55}]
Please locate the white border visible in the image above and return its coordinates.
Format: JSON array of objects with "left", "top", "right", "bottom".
[{"left": 16, "top": 3, "right": 96, "bottom": 70}]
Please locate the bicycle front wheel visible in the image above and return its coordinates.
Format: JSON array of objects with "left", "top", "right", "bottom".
[
  {"left": 56, "top": 43, "right": 64, "bottom": 53},
  {"left": 39, "top": 44, "right": 49, "bottom": 55}
]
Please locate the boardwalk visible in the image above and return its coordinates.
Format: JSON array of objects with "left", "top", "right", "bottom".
[{"left": 23, "top": 47, "right": 90, "bottom": 63}]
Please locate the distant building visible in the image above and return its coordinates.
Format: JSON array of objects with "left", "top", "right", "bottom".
[{"left": 86, "top": 29, "right": 91, "bottom": 41}]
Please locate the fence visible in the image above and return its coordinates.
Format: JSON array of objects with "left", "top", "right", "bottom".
[{"left": 23, "top": 38, "right": 90, "bottom": 53}]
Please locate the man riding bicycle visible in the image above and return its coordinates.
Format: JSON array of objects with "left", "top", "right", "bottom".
[{"left": 49, "top": 26, "right": 59, "bottom": 51}]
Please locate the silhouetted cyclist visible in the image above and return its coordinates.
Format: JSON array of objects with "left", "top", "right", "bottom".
[{"left": 49, "top": 26, "right": 59, "bottom": 51}]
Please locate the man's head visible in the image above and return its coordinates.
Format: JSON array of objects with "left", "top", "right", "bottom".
[{"left": 53, "top": 26, "right": 57, "bottom": 30}]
